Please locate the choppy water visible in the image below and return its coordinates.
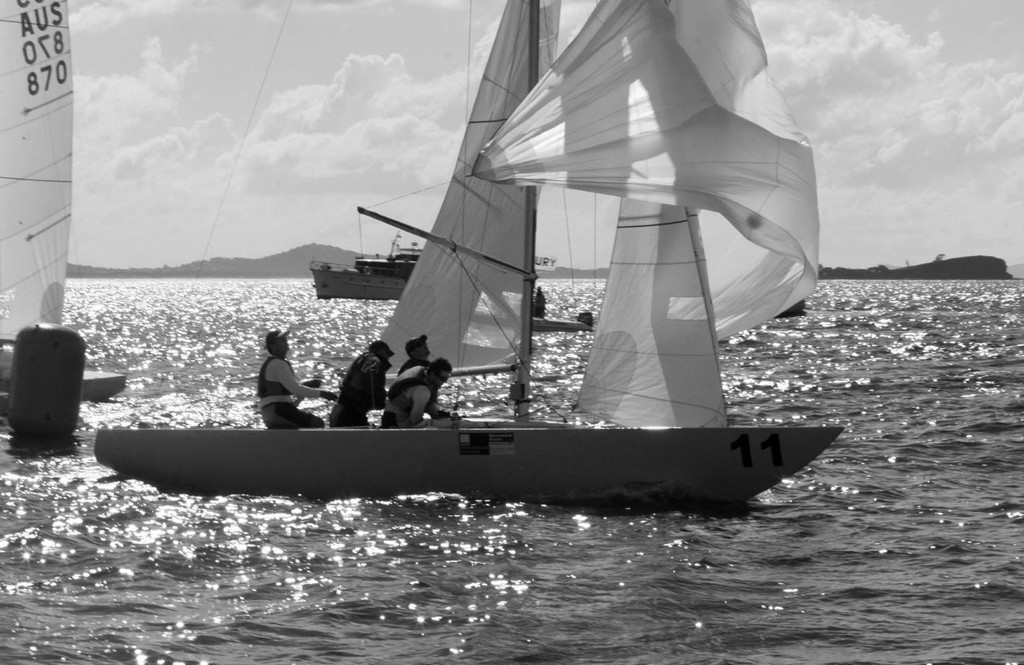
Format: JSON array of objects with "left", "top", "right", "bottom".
[{"left": 2, "top": 278, "right": 1023, "bottom": 664}]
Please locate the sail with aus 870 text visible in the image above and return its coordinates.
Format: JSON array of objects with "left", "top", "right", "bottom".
[{"left": 0, "top": 0, "right": 73, "bottom": 340}]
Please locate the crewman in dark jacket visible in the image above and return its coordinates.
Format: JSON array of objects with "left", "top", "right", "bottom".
[{"left": 330, "top": 340, "right": 393, "bottom": 427}]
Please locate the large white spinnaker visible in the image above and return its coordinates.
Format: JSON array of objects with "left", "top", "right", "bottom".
[
  {"left": 474, "top": 0, "right": 822, "bottom": 339},
  {"left": 381, "top": 0, "right": 561, "bottom": 368},
  {"left": 0, "top": 1, "right": 73, "bottom": 340}
]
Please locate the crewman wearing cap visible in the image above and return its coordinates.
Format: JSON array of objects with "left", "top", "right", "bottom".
[
  {"left": 398, "top": 334, "right": 430, "bottom": 374},
  {"left": 257, "top": 329, "right": 338, "bottom": 429},
  {"left": 330, "top": 339, "right": 394, "bottom": 427}
]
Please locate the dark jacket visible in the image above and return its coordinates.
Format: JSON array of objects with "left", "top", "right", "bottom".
[{"left": 339, "top": 351, "right": 391, "bottom": 411}]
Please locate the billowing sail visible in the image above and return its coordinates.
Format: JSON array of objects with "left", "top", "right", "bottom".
[
  {"left": 0, "top": 0, "right": 73, "bottom": 340},
  {"left": 382, "top": 0, "right": 561, "bottom": 368},
  {"left": 579, "top": 202, "right": 726, "bottom": 427},
  {"left": 474, "top": 0, "right": 821, "bottom": 338}
]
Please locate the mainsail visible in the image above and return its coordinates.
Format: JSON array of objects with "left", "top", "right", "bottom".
[
  {"left": 382, "top": 0, "right": 561, "bottom": 368},
  {"left": 474, "top": 0, "right": 822, "bottom": 338},
  {"left": 0, "top": 1, "right": 73, "bottom": 340}
]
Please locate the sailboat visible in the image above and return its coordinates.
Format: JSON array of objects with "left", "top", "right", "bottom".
[
  {"left": 94, "top": 0, "right": 841, "bottom": 503},
  {"left": 1, "top": 0, "right": 126, "bottom": 411}
]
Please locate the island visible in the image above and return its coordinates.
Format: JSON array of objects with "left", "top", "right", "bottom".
[
  {"left": 68, "top": 247, "right": 1014, "bottom": 280},
  {"left": 819, "top": 255, "right": 1014, "bottom": 280}
]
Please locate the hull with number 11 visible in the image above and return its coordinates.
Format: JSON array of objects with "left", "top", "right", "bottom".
[{"left": 95, "top": 425, "right": 842, "bottom": 503}]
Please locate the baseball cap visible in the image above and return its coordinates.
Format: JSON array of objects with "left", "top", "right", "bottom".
[
  {"left": 369, "top": 340, "right": 394, "bottom": 357},
  {"left": 405, "top": 334, "right": 428, "bottom": 354}
]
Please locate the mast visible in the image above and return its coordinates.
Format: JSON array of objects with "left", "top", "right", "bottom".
[{"left": 513, "top": 0, "right": 541, "bottom": 418}]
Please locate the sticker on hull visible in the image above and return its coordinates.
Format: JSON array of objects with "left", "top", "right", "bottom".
[{"left": 459, "top": 432, "right": 515, "bottom": 456}]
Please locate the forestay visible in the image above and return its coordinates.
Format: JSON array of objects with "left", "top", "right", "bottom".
[
  {"left": 0, "top": 1, "right": 73, "bottom": 339},
  {"left": 473, "top": 0, "right": 822, "bottom": 339},
  {"left": 382, "top": 0, "right": 562, "bottom": 368}
]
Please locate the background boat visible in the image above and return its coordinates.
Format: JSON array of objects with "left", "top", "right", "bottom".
[
  {"left": 310, "top": 240, "right": 422, "bottom": 301},
  {"left": 311, "top": 238, "right": 594, "bottom": 331}
]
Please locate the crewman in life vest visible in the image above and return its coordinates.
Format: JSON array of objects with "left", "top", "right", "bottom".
[
  {"left": 381, "top": 357, "right": 459, "bottom": 428},
  {"left": 330, "top": 340, "right": 394, "bottom": 427},
  {"left": 257, "top": 329, "right": 337, "bottom": 429}
]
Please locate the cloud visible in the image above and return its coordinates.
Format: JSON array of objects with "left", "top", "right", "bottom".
[
  {"left": 75, "top": 37, "right": 199, "bottom": 146},
  {"left": 234, "top": 52, "right": 467, "bottom": 196},
  {"left": 757, "top": 0, "right": 1024, "bottom": 189}
]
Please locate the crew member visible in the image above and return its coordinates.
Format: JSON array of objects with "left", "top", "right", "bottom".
[
  {"left": 381, "top": 357, "right": 459, "bottom": 428},
  {"left": 330, "top": 340, "right": 394, "bottom": 427},
  {"left": 257, "top": 329, "right": 337, "bottom": 429},
  {"left": 398, "top": 334, "right": 430, "bottom": 374}
]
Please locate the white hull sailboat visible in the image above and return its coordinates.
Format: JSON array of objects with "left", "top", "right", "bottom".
[
  {"left": 96, "top": 425, "right": 839, "bottom": 503},
  {"left": 95, "top": 0, "right": 841, "bottom": 503},
  {"left": 1, "top": 1, "right": 126, "bottom": 412}
]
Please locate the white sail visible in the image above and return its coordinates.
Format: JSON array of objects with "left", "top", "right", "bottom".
[
  {"left": 0, "top": 1, "right": 73, "bottom": 340},
  {"left": 474, "top": 0, "right": 821, "bottom": 338},
  {"left": 579, "top": 202, "right": 726, "bottom": 427},
  {"left": 382, "top": 0, "right": 561, "bottom": 368}
]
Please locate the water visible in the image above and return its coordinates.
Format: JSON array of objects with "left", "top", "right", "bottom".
[{"left": 2, "top": 279, "right": 1023, "bottom": 664}]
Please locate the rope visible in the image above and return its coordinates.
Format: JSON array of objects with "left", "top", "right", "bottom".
[{"left": 194, "top": 0, "right": 296, "bottom": 278}]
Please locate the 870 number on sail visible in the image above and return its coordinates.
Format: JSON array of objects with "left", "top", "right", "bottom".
[{"left": 18, "top": 0, "right": 69, "bottom": 96}]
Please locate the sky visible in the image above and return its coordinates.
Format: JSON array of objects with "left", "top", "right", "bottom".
[{"left": 63, "top": 0, "right": 1024, "bottom": 270}]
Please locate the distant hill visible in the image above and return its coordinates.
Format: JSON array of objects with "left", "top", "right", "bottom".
[
  {"left": 820, "top": 255, "right": 1015, "bottom": 280},
  {"left": 71, "top": 248, "right": 1012, "bottom": 281},
  {"left": 68, "top": 244, "right": 609, "bottom": 279},
  {"left": 69, "top": 244, "right": 359, "bottom": 278}
]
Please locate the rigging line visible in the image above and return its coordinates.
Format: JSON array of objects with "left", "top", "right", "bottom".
[
  {"left": 193, "top": 0, "right": 295, "bottom": 279},
  {"left": 365, "top": 180, "right": 448, "bottom": 209},
  {"left": 455, "top": 0, "right": 476, "bottom": 366},
  {"left": 561, "top": 189, "right": 576, "bottom": 287}
]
